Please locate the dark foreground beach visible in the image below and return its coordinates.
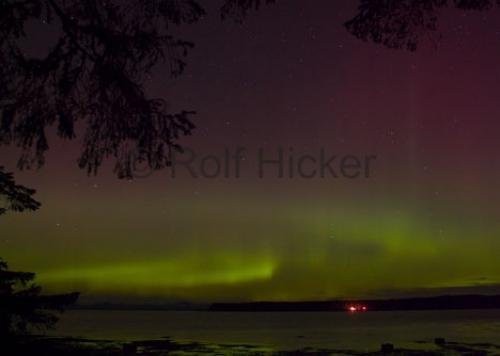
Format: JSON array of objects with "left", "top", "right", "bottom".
[{"left": 6, "top": 335, "right": 500, "bottom": 355}]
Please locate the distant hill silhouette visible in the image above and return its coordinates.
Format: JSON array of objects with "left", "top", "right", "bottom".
[{"left": 210, "top": 294, "right": 500, "bottom": 312}]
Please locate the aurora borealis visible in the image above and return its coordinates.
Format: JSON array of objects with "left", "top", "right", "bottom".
[{"left": 2, "top": 0, "right": 500, "bottom": 304}]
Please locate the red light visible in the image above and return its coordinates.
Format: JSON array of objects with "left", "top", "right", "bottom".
[{"left": 347, "top": 304, "right": 367, "bottom": 312}]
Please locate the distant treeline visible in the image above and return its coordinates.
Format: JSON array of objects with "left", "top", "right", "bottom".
[{"left": 209, "top": 295, "right": 500, "bottom": 312}]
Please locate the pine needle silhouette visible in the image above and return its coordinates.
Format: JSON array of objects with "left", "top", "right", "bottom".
[
  {"left": 0, "top": 0, "right": 276, "bottom": 179},
  {"left": 0, "top": 258, "right": 79, "bottom": 337},
  {"left": 0, "top": 167, "right": 40, "bottom": 216},
  {"left": 345, "top": 0, "right": 498, "bottom": 51}
]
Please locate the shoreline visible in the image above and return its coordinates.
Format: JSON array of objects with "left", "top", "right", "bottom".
[{"left": 6, "top": 334, "right": 500, "bottom": 355}]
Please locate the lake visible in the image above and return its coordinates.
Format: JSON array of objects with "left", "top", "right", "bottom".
[{"left": 51, "top": 309, "right": 500, "bottom": 353}]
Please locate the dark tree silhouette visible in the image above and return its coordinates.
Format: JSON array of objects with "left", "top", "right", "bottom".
[
  {"left": 346, "top": 0, "right": 499, "bottom": 51},
  {"left": 0, "top": 167, "right": 40, "bottom": 216},
  {"left": 221, "top": 0, "right": 276, "bottom": 22},
  {"left": 0, "top": 0, "right": 204, "bottom": 179},
  {"left": 0, "top": 0, "right": 276, "bottom": 179},
  {"left": 0, "top": 258, "right": 79, "bottom": 337}
]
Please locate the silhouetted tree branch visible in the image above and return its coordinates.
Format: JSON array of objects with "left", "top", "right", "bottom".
[
  {"left": 221, "top": 0, "right": 276, "bottom": 22},
  {"left": 0, "top": 0, "right": 279, "bottom": 179},
  {"left": 0, "top": 0, "right": 204, "bottom": 178},
  {"left": 0, "top": 167, "right": 40, "bottom": 216},
  {"left": 346, "top": 0, "right": 499, "bottom": 51}
]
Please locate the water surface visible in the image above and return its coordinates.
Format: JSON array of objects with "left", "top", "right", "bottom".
[{"left": 52, "top": 309, "right": 500, "bottom": 352}]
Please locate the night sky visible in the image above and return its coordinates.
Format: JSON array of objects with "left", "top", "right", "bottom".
[{"left": 2, "top": 0, "right": 500, "bottom": 303}]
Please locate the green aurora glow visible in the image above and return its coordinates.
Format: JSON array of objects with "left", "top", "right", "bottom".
[{"left": 3, "top": 1, "right": 500, "bottom": 303}]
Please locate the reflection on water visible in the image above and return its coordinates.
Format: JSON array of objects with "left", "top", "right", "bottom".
[{"left": 51, "top": 309, "right": 500, "bottom": 351}]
